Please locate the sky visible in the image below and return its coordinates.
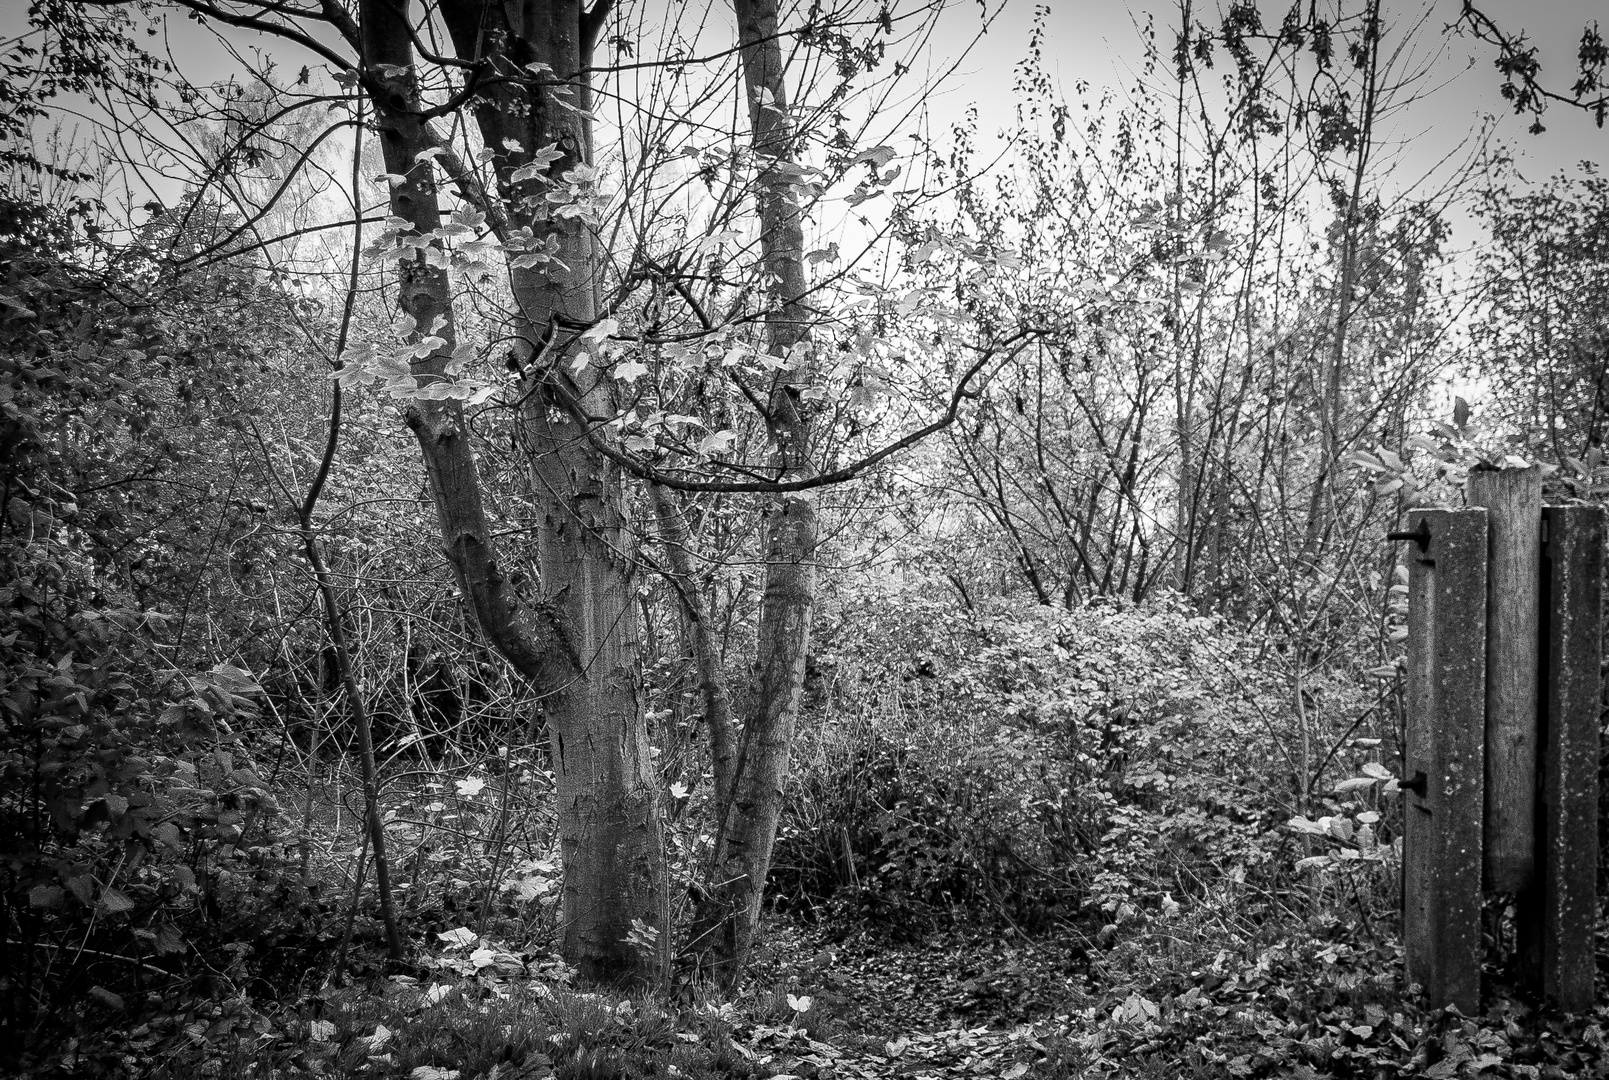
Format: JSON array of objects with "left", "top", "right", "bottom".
[
  {"left": 4, "top": 0, "right": 1601, "bottom": 252},
  {"left": 8, "top": 1, "right": 1602, "bottom": 182},
  {"left": 935, "top": 1, "right": 1604, "bottom": 186}
]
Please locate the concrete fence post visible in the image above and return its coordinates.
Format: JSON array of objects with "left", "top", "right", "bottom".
[
  {"left": 1519, "top": 505, "right": 1603, "bottom": 1011},
  {"left": 1465, "top": 465, "right": 1542, "bottom": 894},
  {"left": 1402, "top": 508, "right": 1488, "bottom": 1016}
]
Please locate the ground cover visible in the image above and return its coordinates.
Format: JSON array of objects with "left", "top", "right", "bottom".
[{"left": 22, "top": 904, "right": 1608, "bottom": 1080}]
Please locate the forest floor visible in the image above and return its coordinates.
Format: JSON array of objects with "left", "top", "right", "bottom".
[{"left": 41, "top": 909, "right": 1609, "bottom": 1080}]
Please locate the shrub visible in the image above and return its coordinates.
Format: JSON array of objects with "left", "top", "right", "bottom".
[
  {"left": 773, "top": 586, "right": 1384, "bottom": 936},
  {"left": 0, "top": 474, "right": 328, "bottom": 1064}
]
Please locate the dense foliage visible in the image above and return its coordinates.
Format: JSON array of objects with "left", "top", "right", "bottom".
[{"left": 1, "top": 0, "right": 1607, "bottom": 1077}]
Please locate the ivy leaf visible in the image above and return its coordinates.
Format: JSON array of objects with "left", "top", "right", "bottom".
[
  {"left": 613, "top": 358, "right": 648, "bottom": 384},
  {"left": 582, "top": 318, "right": 619, "bottom": 344}
]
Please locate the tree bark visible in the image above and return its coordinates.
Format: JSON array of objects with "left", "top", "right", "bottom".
[
  {"left": 688, "top": 0, "right": 820, "bottom": 983},
  {"left": 651, "top": 484, "right": 737, "bottom": 814},
  {"left": 360, "top": 0, "right": 667, "bottom": 987}
]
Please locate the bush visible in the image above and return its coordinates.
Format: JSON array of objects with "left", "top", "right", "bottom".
[
  {"left": 773, "top": 587, "right": 1384, "bottom": 936},
  {"left": 0, "top": 515, "right": 336, "bottom": 1049}
]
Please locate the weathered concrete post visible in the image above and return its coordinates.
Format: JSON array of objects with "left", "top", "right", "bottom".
[
  {"left": 1402, "top": 508, "right": 1488, "bottom": 1016},
  {"left": 1518, "top": 505, "right": 1603, "bottom": 1011},
  {"left": 1465, "top": 465, "right": 1542, "bottom": 893}
]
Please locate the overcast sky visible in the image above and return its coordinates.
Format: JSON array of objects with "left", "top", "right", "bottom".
[
  {"left": 6, "top": 0, "right": 1601, "bottom": 233},
  {"left": 937, "top": 1, "right": 1603, "bottom": 182}
]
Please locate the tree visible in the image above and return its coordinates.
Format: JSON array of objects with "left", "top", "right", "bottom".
[
  {"left": 1472, "top": 163, "right": 1609, "bottom": 462},
  {"left": 24, "top": 0, "right": 1003, "bottom": 986},
  {"left": 350, "top": 0, "right": 670, "bottom": 985}
]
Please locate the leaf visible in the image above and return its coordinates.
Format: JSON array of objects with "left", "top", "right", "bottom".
[
  {"left": 850, "top": 145, "right": 897, "bottom": 170},
  {"left": 411, "top": 1069, "right": 461, "bottom": 1080},
  {"left": 88, "top": 986, "right": 125, "bottom": 1010},
  {"left": 1286, "top": 816, "right": 1329, "bottom": 836},
  {"left": 438, "top": 926, "right": 477, "bottom": 949},
  {"left": 455, "top": 776, "right": 486, "bottom": 798},
  {"left": 99, "top": 886, "right": 135, "bottom": 914},
  {"left": 582, "top": 317, "right": 619, "bottom": 343},
  {"left": 786, "top": 993, "right": 812, "bottom": 1013},
  {"left": 529, "top": 142, "right": 566, "bottom": 167},
  {"left": 697, "top": 430, "right": 736, "bottom": 456},
  {"left": 28, "top": 884, "right": 63, "bottom": 909},
  {"left": 1453, "top": 396, "right": 1470, "bottom": 429},
  {"left": 156, "top": 925, "right": 185, "bottom": 955},
  {"left": 612, "top": 358, "right": 648, "bottom": 384},
  {"left": 509, "top": 162, "right": 551, "bottom": 184},
  {"left": 1003, "top": 1065, "right": 1029, "bottom": 1080},
  {"left": 309, "top": 1019, "right": 336, "bottom": 1042}
]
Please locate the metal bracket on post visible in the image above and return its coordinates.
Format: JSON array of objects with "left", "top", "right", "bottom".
[{"left": 1399, "top": 508, "right": 1487, "bottom": 1016}]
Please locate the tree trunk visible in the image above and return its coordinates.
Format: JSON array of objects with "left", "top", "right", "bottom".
[
  {"left": 651, "top": 484, "right": 737, "bottom": 814},
  {"left": 689, "top": 0, "right": 820, "bottom": 983},
  {"left": 360, "top": 0, "right": 667, "bottom": 987}
]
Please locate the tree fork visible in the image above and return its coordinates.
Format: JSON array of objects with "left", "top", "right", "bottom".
[{"left": 360, "top": 0, "right": 667, "bottom": 986}]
